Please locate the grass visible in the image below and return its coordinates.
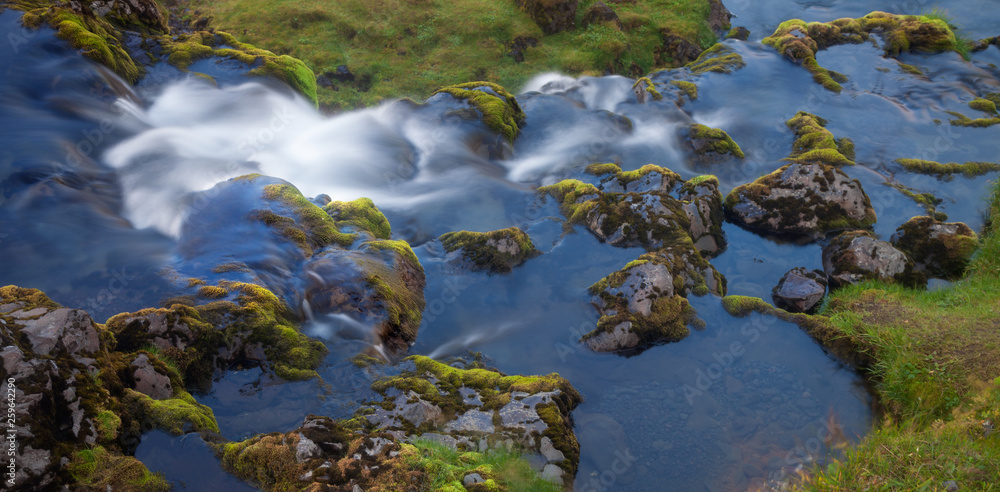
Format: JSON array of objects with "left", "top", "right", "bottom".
[
  {"left": 798, "top": 180, "right": 1000, "bottom": 489},
  {"left": 405, "top": 438, "right": 562, "bottom": 491},
  {"left": 188, "top": 0, "right": 721, "bottom": 110}
]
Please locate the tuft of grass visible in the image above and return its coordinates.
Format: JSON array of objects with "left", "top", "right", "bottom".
[{"left": 405, "top": 439, "right": 562, "bottom": 491}]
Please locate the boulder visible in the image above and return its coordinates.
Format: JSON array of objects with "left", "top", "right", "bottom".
[
  {"left": 707, "top": 0, "right": 733, "bottom": 32},
  {"left": 772, "top": 268, "right": 827, "bottom": 313},
  {"left": 685, "top": 123, "right": 745, "bottom": 164},
  {"left": 130, "top": 354, "right": 173, "bottom": 400},
  {"left": 725, "top": 162, "right": 876, "bottom": 239},
  {"left": 890, "top": 216, "right": 979, "bottom": 280},
  {"left": 581, "top": 1, "right": 620, "bottom": 28},
  {"left": 822, "top": 231, "right": 921, "bottom": 288},
  {"left": 439, "top": 227, "right": 540, "bottom": 274}
]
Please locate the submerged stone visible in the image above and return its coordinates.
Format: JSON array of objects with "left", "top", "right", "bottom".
[
  {"left": 724, "top": 162, "right": 876, "bottom": 239},
  {"left": 890, "top": 216, "right": 979, "bottom": 280},
  {"left": 432, "top": 81, "right": 526, "bottom": 143},
  {"left": 685, "top": 123, "right": 745, "bottom": 164},
  {"left": 822, "top": 230, "right": 921, "bottom": 288}
]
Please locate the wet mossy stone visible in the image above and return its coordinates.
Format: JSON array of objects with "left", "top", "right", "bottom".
[
  {"left": 822, "top": 230, "right": 923, "bottom": 289},
  {"left": 685, "top": 43, "right": 746, "bottom": 75},
  {"left": 584, "top": 247, "right": 725, "bottom": 352},
  {"left": 726, "top": 26, "right": 750, "bottom": 40},
  {"left": 256, "top": 181, "right": 358, "bottom": 255},
  {"left": 669, "top": 80, "right": 698, "bottom": 103},
  {"left": 685, "top": 123, "right": 745, "bottom": 164},
  {"left": 890, "top": 216, "right": 979, "bottom": 280},
  {"left": 763, "top": 12, "right": 958, "bottom": 92},
  {"left": 724, "top": 162, "right": 877, "bottom": 239},
  {"left": 894, "top": 158, "right": 1000, "bottom": 179},
  {"left": 439, "top": 227, "right": 540, "bottom": 274},
  {"left": 771, "top": 267, "right": 827, "bottom": 314},
  {"left": 785, "top": 112, "right": 855, "bottom": 166},
  {"left": 632, "top": 77, "right": 663, "bottom": 104},
  {"left": 323, "top": 197, "right": 391, "bottom": 239},
  {"left": 432, "top": 82, "right": 526, "bottom": 143}
]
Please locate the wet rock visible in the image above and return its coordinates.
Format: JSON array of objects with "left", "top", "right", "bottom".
[
  {"left": 823, "top": 231, "right": 921, "bottom": 288},
  {"left": 785, "top": 112, "right": 855, "bottom": 167},
  {"left": 685, "top": 43, "right": 746, "bottom": 74},
  {"left": 685, "top": 123, "right": 745, "bottom": 164},
  {"left": 726, "top": 26, "right": 750, "bottom": 40},
  {"left": 890, "top": 216, "right": 979, "bottom": 280},
  {"left": 585, "top": 247, "right": 724, "bottom": 352},
  {"left": 632, "top": 77, "right": 662, "bottom": 103},
  {"left": 515, "top": 0, "right": 578, "bottom": 34},
  {"left": 540, "top": 164, "right": 726, "bottom": 256},
  {"left": 771, "top": 268, "right": 827, "bottom": 313},
  {"left": 582, "top": 1, "right": 620, "bottom": 28},
  {"left": 724, "top": 162, "right": 877, "bottom": 239},
  {"left": 14, "top": 307, "right": 99, "bottom": 356},
  {"left": 432, "top": 82, "right": 526, "bottom": 143},
  {"left": 130, "top": 353, "right": 173, "bottom": 400},
  {"left": 439, "top": 227, "right": 540, "bottom": 274}
]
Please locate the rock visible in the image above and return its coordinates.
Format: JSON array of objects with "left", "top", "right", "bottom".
[
  {"left": 943, "top": 480, "right": 960, "bottom": 491},
  {"left": 295, "top": 435, "right": 322, "bottom": 463},
  {"left": 131, "top": 353, "right": 174, "bottom": 400},
  {"left": 431, "top": 82, "right": 526, "bottom": 143},
  {"left": 539, "top": 436, "right": 566, "bottom": 462},
  {"left": 464, "top": 473, "right": 485, "bottom": 486},
  {"left": 685, "top": 123, "right": 745, "bottom": 164},
  {"left": 515, "top": 0, "right": 578, "bottom": 34},
  {"left": 540, "top": 164, "right": 726, "bottom": 256},
  {"left": 14, "top": 308, "right": 99, "bottom": 356},
  {"left": 890, "top": 216, "right": 979, "bottom": 280},
  {"left": 772, "top": 268, "right": 827, "bottom": 313},
  {"left": 658, "top": 28, "right": 704, "bottom": 65},
  {"left": 724, "top": 162, "right": 877, "bottom": 239},
  {"left": 581, "top": 1, "right": 620, "bottom": 28},
  {"left": 541, "top": 464, "right": 565, "bottom": 485},
  {"left": 706, "top": 0, "right": 733, "bottom": 32},
  {"left": 785, "top": 112, "right": 855, "bottom": 167},
  {"left": 584, "top": 247, "right": 725, "bottom": 352},
  {"left": 823, "top": 231, "right": 921, "bottom": 288},
  {"left": 439, "top": 227, "right": 540, "bottom": 274},
  {"left": 726, "top": 26, "right": 750, "bottom": 40}
]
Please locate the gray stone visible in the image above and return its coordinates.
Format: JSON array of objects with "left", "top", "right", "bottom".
[
  {"left": 16, "top": 308, "right": 99, "bottom": 356},
  {"left": 539, "top": 437, "right": 565, "bottom": 462},
  {"left": 772, "top": 267, "right": 827, "bottom": 313},
  {"left": 823, "top": 231, "right": 917, "bottom": 288},
  {"left": 443, "top": 409, "right": 496, "bottom": 434},
  {"left": 131, "top": 354, "right": 173, "bottom": 400},
  {"left": 540, "top": 464, "right": 565, "bottom": 486},
  {"left": 296, "top": 435, "right": 321, "bottom": 463},
  {"left": 463, "top": 472, "right": 485, "bottom": 486}
]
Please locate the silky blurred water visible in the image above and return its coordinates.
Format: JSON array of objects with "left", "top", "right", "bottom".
[{"left": 2, "top": 2, "right": 999, "bottom": 490}]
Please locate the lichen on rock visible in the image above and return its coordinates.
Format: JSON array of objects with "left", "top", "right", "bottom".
[{"left": 439, "top": 227, "right": 541, "bottom": 274}]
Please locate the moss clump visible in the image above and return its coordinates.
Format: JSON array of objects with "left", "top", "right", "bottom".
[
  {"left": 160, "top": 31, "right": 319, "bottom": 105},
  {"left": 669, "top": 80, "right": 698, "bottom": 101},
  {"left": 687, "top": 123, "right": 745, "bottom": 161},
  {"left": 895, "top": 158, "right": 1000, "bottom": 178},
  {"left": 122, "top": 389, "right": 220, "bottom": 435},
  {"left": 889, "top": 182, "right": 946, "bottom": 220},
  {"left": 897, "top": 62, "right": 924, "bottom": 75},
  {"left": 67, "top": 446, "right": 170, "bottom": 492},
  {"left": 632, "top": 77, "right": 663, "bottom": 100},
  {"left": 355, "top": 242, "right": 427, "bottom": 352},
  {"left": 721, "top": 295, "right": 774, "bottom": 316},
  {"left": 969, "top": 98, "right": 999, "bottom": 114},
  {"left": 685, "top": 43, "right": 746, "bottom": 74},
  {"left": 890, "top": 216, "right": 979, "bottom": 280},
  {"left": 537, "top": 179, "right": 602, "bottom": 225},
  {"left": 784, "top": 112, "right": 855, "bottom": 166},
  {"left": 439, "top": 227, "right": 540, "bottom": 274},
  {"left": 762, "top": 12, "right": 957, "bottom": 92},
  {"left": 259, "top": 183, "right": 357, "bottom": 254},
  {"left": 433, "top": 82, "right": 525, "bottom": 143},
  {"left": 323, "top": 197, "right": 391, "bottom": 239},
  {"left": 584, "top": 163, "right": 624, "bottom": 176},
  {"left": 196, "top": 285, "right": 228, "bottom": 299},
  {"left": 946, "top": 103, "right": 1000, "bottom": 127}
]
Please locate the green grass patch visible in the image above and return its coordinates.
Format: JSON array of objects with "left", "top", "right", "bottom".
[{"left": 405, "top": 439, "right": 562, "bottom": 491}]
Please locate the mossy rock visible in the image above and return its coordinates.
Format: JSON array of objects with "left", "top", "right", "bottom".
[
  {"left": 685, "top": 123, "right": 745, "bottom": 163},
  {"left": 784, "top": 112, "right": 855, "bottom": 166},
  {"left": 433, "top": 82, "right": 526, "bottom": 143},
  {"left": 439, "top": 227, "right": 541, "bottom": 274},
  {"left": 257, "top": 182, "right": 358, "bottom": 255},
  {"left": 669, "top": 80, "right": 698, "bottom": 103},
  {"left": 762, "top": 12, "right": 958, "bottom": 92},
  {"left": 631, "top": 77, "right": 663, "bottom": 103},
  {"left": 514, "top": 0, "right": 578, "bottom": 34},
  {"left": 724, "top": 162, "right": 877, "bottom": 239},
  {"left": 67, "top": 446, "right": 170, "bottom": 492},
  {"left": 890, "top": 216, "right": 979, "bottom": 280},
  {"left": 324, "top": 197, "right": 392, "bottom": 239},
  {"left": 685, "top": 43, "right": 746, "bottom": 75},
  {"left": 822, "top": 230, "right": 922, "bottom": 288}
]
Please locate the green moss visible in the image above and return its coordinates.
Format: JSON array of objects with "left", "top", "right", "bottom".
[
  {"left": 784, "top": 111, "right": 855, "bottom": 166},
  {"left": 68, "top": 446, "right": 170, "bottom": 491},
  {"left": 584, "top": 163, "right": 624, "bottom": 176},
  {"left": 946, "top": 110, "right": 1000, "bottom": 127},
  {"left": 890, "top": 183, "right": 945, "bottom": 219},
  {"left": 720, "top": 295, "right": 774, "bottom": 316},
  {"left": 363, "top": 238, "right": 421, "bottom": 266},
  {"left": 196, "top": 285, "right": 229, "bottom": 299},
  {"left": 686, "top": 174, "right": 719, "bottom": 188},
  {"left": 616, "top": 164, "right": 683, "bottom": 186},
  {"left": 0, "top": 285, "right": 61, "bottom": 309},
  {"left": 895, "top": 158, "right": 1000, "bottom": 178},
  {"left": 897, "top": 62, "right": 924, "bottom": 75},
  {"left": 969, "top": 98, "right": 999, "bottom": 114},
  {"left": 405, "top": 438, "right": 561, "bottom": 492},
  {"left": 259, "top": 183, "right": 357, "bottom": 254},
  {"left": 762, "top": 12, "right": 957, "bottom": 92},
  {"left": 891, "top": 216, "right": 979, "bottom": 280},
  {"left": 537, "top": 179, "right": 601, "bottom": 225},
  {"left": 439, "top": 227, "right": 540, "bottom": 274},
  {"left": 687, "top": 123, "right": 745, "bottom": 159},
  {"left": 669, "top": 80, "right": 698, "bottom": 101},
  {"left": 123, "top": 389, "right": 220, "bottom": 435},
  {"left": 685, "top": 43, "right": 745, "bottom": 74},
  {"left": 631, "top": 77, "right": 663, "bottom": 100},
  {"left": 323, "top": 197, "right": 391, "bottom": 239},
  {"left": 356, "top": 252, "right": 426, "bottom": 350},
  {"left": 433, "top": 82, "right": 525, "bottom": 143}
]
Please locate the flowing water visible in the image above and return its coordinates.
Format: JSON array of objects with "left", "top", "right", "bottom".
[{"left": 2, "top": 1, "right": 1000, "bottom": 489}]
